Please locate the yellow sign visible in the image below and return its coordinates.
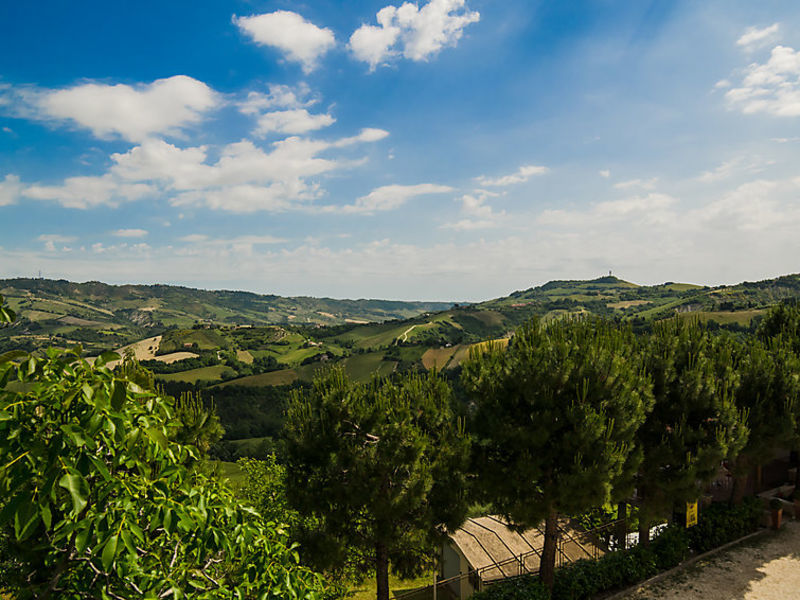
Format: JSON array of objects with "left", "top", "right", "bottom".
[{"left": 686, "top": 501, "right": 698, "bottom": 528}]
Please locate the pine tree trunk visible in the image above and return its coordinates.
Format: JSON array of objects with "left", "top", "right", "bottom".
[
  {"left": 540, "top": 507, "right": 559, "bottom": 589},
  {"left": 376, "top": 542, "right": 390, "bottom": 600},
  {"left": 638, "top": 512, "right": 650, "bottom": 547},
  {"left": 616, "top": 502, "right": 627, "bottom": 550}
]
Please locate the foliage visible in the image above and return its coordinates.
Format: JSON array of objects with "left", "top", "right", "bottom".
[
  {"left": 471, "top": 575, "right": 550, "bottom": 600},
  {"left": 635, "top": 319, "right": 748, "bottom": 541},
  {"left": 730, "top": 336, "right": 800, "bottom": 491},
  {"left": 172, "top": 390, "right": 225, "bottom": 455},
  {"left": 463, "top": 317, "right": 653, "bottom": 586},
  {"left": 686, "top": 498, "right": 762, "bottom": 554},
  {"left": 0, "top": 295, "right": 16, "bottom": 325},
  {"left": 0, "top": 347, "right": 327, "bottom": 599},
  {"left": 283, "top": 367, "right": 470, "bottom": 600}
]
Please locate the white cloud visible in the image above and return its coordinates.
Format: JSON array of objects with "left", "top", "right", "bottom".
[
  {"left": 441, "top": 190, "right": 504, "bottom": 230},
  {"left": 737, "top": 23, "right": 780, "bottom": 51},
  {"left": 238, "top": 84, "right": 315, "bottom": 115},
  {"left": 539, "top": 193, "right": 678, "bottom": 227},
  {"left": 613, "top": 177, "right": 658, "bottom": 190},
  {"left": 725, "top": 45, "right": 800, "bottom": 117},
  {"left": 599, "top": 170, "right": 611, "bottom": 178},
  {"left": 104, "top": 129, "right": 387, "bottom": 213},
  {"left": 112, "top": 228, "right": 148, "bottom": 238},
  {"left": 235, "top": 11, "right": 336, "bottom": 73},
  {"left": 38, "top": 234, "right": 78, "bottom": 252},
  {"left": 332, "top": 128, "right": 390, "bottom": 147},
  {"left": 349, "top": 0, "right": 480, "bottom": 70},
  {"left": 340, "top": 183, "right": 452, "bottom": 214},
  {"left": 253, "top": 108, "right": 335, "bottom": 136},
  {"left": 0, "top": 174, "right": 23, "bottom": 206},
  {"left": 23, "top": 175, "right": 153, "bottom": 209},
  {"left": 5, "top": 175, "right": 800, "bottom": 300},
  {"left": 31, "top": 76, "right": 219, "bottom": 142},
  {"left": 37, "top": 234, "right": 77, "bottom": 243},
  {"left": 475, "top": 164, "right": 549, "bottom": 187},
  {"left": 694, "top": 157, "right": 770, "bottom": 183}
]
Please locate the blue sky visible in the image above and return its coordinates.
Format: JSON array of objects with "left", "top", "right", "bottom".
[{"left": 1, "top": 0, "right": 800, "bottom": 301}]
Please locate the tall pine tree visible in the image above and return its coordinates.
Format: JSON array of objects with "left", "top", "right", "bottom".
[
  {"left": 283, "top": 367, "right": 470, "bottom": 600},
  {"left": 463, "top": 317, "right": 652, "bottom": 588},
  {"left": 635, "top": 319, "right": 747, "bottom": 543}
]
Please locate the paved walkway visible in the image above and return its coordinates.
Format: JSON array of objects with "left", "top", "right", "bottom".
[{"left": 617, "top": 521, "right": 800, "bottom": 600}]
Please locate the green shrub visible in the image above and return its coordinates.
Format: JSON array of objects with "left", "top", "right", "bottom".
[
  {"left": 687, "top": 499, "right": 761, "bottom": 553},
  {"left": 472, "top": 575, "right": 550, "bottom": 600},
  {"left": 650, "top": 525, "right": 689, "bottom": 570}
]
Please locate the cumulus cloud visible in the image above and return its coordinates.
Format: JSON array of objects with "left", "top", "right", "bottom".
[
  {"left": 101, "top": 129, "right": 387, "bottom": 213},
  {"left": 349, "top": 0, "right": 479, "bottom": 70},
  {"left": 112, "top": 228, "right": 148, "bottom": 238},
  {"left": 340, "top": 183, "right": 452, "bottom": 214},
  {"left": 252, "top": 108, "right": 335, "bottom": 136},
  {"left": 21, "top": 76, "right": 220, "bottom": 142},
  {"left": 475, "top": 164, "right": 549, "bottom": 187},
  {"left": 0, "top": 174, "right": 23, "bottom": 206},
  {"left": 737, "top": 23, "right": 780, "bottom": 51},
  {"left": 725, "top": 45, "right": 800, "bottom": 117},
  {"left": 23, "top": 175, "right": 153, "bottom": 209},
  {"left": 235, "top": 11, "right": 336, "bottom": 73}
]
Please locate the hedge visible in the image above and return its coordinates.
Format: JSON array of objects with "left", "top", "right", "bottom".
[{"left": 472, "top": 499, "right": 761, "bottom": 600}]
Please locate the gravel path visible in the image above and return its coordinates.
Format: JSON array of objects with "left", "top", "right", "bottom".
[{"left": 616, "top": 521, "right": 800, "bottom": 600}]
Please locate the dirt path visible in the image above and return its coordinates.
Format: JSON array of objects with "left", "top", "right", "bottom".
[
  {"left": 617, "top": 521, "right": 800, "bottom": 600},
  {"left": 398, "top": 325, "right": 419, "bottom": 343}
]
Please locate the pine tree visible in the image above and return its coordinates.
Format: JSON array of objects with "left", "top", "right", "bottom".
[
  {"left": 283, "top": 367, "right": 470, "bottom": 600},
  {"left": 731, "top": 338, "right": 800, "bottom": 497},
  {"left": 635, "top": 320, "right": 747, "bottom": 544},
  {"left": 462, "top": 317, "right": 652, "bottom": 588}
]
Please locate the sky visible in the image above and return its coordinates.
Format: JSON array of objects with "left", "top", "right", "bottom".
[{"left": 1, "top": 0, "right": 800, "bottom": 301}]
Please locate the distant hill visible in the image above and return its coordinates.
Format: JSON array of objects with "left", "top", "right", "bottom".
[
  {"left": 4, "top": 273, "right": 800, "bottom": 370},
  {"left": 0, "top": 278, "right": 453, "bottom": 354}
]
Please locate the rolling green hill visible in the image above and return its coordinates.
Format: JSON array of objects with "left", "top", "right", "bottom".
[{"left": 0, "top": 278, "right": 453, "bottom": 354}]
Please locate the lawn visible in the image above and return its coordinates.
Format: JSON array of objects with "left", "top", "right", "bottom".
[
  {"left": 349, "top": 569, "right": 434, "bottom": 600},
  {"left": 157, "top": 365, "right": 235, "bottom": 383}
]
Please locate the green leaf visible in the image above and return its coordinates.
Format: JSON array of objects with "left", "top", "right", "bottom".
[
  {"left": 101, "top": 534, "right": 119, "bottom": 572},
  {"left": 95, "top": 351, "right": 120, "bottom": 368},
  {"left": 14, "top": 501, "right": 39, "bottom": 541},
  {"left": 75, "top": 526, "right": 91, "bottom": 554},
  {"left": 146, "top": 427, "right": 168, "bottom": 450},
  {"left": 59, "top": 472, "right": 89, "bottom": 516},
  {"left": 61, "top": 424, "right": 87, "bottom": 448},
  {"left": 0, "top": 350, "right": 27, "bottom": 364},
  {"left": 120, "top": 529, "right": 138, "bottom": 560},
  {"left": 111, "top": 380, "right": 127, "bottom": 411},
  {"left": 40, "top": 502, "right": 52, "bottom": 529}
]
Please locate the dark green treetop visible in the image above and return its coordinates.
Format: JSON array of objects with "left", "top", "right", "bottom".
[
  {"left": 635, "top": 319, "right": 747, "bottom": 540},
  {"left": 462, "top": 316, "right": 653, "bottom": 587},
  {"left": 283, "top": 367, "right": 470, "bottom": 600}
]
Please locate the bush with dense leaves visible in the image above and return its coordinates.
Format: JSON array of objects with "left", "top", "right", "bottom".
[
  {"left": 472, "top": 576, "right": 550, "bottom": 600},
  {"left": 687, "top": 498, "right": 762, "bottom": 553}
]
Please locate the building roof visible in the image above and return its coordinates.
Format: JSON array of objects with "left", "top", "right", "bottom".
[{"left": 449, "top": 515, "right": 605, "bottom": 582}]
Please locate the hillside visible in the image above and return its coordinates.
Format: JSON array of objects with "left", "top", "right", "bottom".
[{"left": 0, "top": 278, "right": 453, "bottom": 354}]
